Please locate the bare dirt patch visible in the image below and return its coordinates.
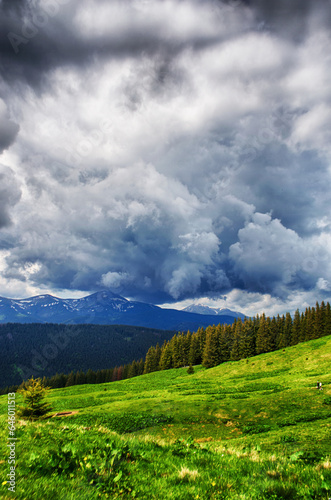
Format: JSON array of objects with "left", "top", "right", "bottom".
[{"left": 52, "top": 411, "right": 79, "bottom": 418}]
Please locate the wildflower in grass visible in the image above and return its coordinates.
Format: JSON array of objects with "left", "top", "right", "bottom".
[
  {"left": 2, "top": 481, "right": 7, "bottom": 485},
  {"left": 211, "top": 481, "right": 216, "bottom": 486}
]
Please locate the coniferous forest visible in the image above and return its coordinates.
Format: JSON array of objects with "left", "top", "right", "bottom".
[{"left": 1, "top": 301, "right": 330, "bottom": 395}]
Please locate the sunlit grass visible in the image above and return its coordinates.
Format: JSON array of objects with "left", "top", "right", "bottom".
[{"left": 0, "top": 336, "right": 330, "bottom": 499}]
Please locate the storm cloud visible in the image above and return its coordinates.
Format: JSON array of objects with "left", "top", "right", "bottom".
[{"left": 0, "top": 0, "right": 330, "bottom": 315}]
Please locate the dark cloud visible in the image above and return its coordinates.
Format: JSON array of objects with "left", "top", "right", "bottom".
[
  {"left": 0, "top": 0, "right": 330, "bottom": 313},
  {"left": 0, "top": 98, "right": 19, "bottom": 152},
  {"left": 249, "top": 0, "right": 331, "bottom": 40},
  {"left": 0, "top": 165, "right": 21, "bottom": 229},
  {"left": 0, "top": 0, "right": 247, "bottom": 91}
]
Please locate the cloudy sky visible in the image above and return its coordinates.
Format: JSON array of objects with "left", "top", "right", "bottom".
[{"left": 0, "top": 0, "right": 330, "bottom": 316}]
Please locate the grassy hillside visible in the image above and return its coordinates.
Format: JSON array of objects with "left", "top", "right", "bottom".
[{"left": 1, "top": 336, "right": 330, "bottom": 499}]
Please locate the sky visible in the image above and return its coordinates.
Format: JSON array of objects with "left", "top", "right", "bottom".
[{"left": 0, "top": 0, "right": 331, "bottom": 317}]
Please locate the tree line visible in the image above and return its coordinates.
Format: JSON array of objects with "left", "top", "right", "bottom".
[{"left": 1, "top": 301, "right": 330, "bottom": 395}]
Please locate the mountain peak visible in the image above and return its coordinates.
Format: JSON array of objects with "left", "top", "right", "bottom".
[{"left": 182, "top": 304, "right": 245, "bottom": 319}]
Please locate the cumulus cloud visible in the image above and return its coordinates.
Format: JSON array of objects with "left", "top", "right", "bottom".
[
  {"left": 229, "top": 213, "right": 331, "bottom": 297},
  {"left": 0, "top": 0, "right": 330, "bottom": 313}
]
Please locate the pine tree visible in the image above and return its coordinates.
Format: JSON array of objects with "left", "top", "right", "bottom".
[
  {"left": 122, "top": 364, "right": 130, "bottom": 380},
  {"left": 231, "top": 319, "right": 242, "bottom": 361},
  {"left": 219, "top": 325, "right": 230, "bottom": 363},
  {"left": 306, "top": 307, "right": 316, "bottom": 340},
  {"left": 197, "top": 327, "right": 206, "bottom": 360},
  {"left": 291, "top": 309, "right": 301, "bottom": 345},
  {"left": 144, "top": 346, "right": 159, "bottom": 374},
  {"left": 105, "top": 369, "right": 114, "bottom": 382},
  {"left": 159, "top": 341, "right": 173, "bottom": 370},
  {"left": 183, "top": 331, "right": 192, "bottom": 366},
  {"left": 256, "top": 314, "right": 273, "bottom": 354},
  {"left": 202, "top": 326, "right": 220, "bottom": 368},
  {"left": 95, "top": 370, "right": 104, "bottom": 384},
  {"left": 299, "top": 312, "right": 306, "bottom": 342},
  {"left": 240, "top": 319, "right": 256, "bottom": 358},
  {"left": 324, "top": 302, "right": 331, "bottom": 337},
  {"left": 128, "top": 360, "right": 138, "bottom": 378},
  {"left": 75, "top": 371, "right": 86, "bottom": 385},
  {"left": 87, "top": 369, "right": 96, "bottom": 384},
  {"left": 65, "top": 371, "right": 76, "bottom": 387},
  {"left": 314, "top": 301, "right": 326, "bottom": 339},
  {"left": 280, "top": 312, "right": 292, "bottom": 347},
  {"left": 171, "top": 336, "right": 182, "bottom": 368},
  {"left": 17, "top": 377, "right": 52, "bottom": 420},
  {"left": 188, "top": 332, "right": 201, "bottom": 365},
  {"left": 111, "top": 367, "right": 118, "bottom": 382},
  {"left": 155, "top": 343, "right": 162, "bottom": 370},
  {"left": 117, "top": 366, "right": 123, "bottom": 381},
  {"left": 137, "top": 358, "right": 145, "bottom": 375}
]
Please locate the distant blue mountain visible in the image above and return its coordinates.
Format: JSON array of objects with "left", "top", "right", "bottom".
[{"left": 0, "top": 290, "right": 236, "bottom": 331}]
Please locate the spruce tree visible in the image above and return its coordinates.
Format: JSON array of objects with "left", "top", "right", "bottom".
[
  {"left": 65, "top": 371, "right": 76, "bottom": 387},
  {"left": 86, "top": 369, "right": 96, "bottom": 384},
  {"left": 219, "top": 325, "right": 230, "bottom": 363},
  {"left": 159, "top": 341, "right": 173, "bottom": 370},
  {"left": 282, "top": 312, "right": 292, "bottom": 347},
  {"left": 117, "top": 366, "right": 123, "bottom": 381},
  {"left": 137, "top": 358, "right": 145, "bottom": 375},
  {"left": 202, "top": 326, "right": 220, "bottom": 368},
  {"left": 291, "top": 309, "right": 301, "bottom": 345},
  {"left": 306, "top": 307, "right": 316, "bottom": 340},
  {"left": 111, "top": 367, "right": 118, "bottom": 382},
  {"left": 171, "top": 336, "right": 182, "bottom": 368},
  {"left": 128, "top": 360, "right": 138, "bottom": 378},
  {"left": 240, "top": 319, "right": 256, "bottom": 359},
  {"left": 144, "top": 346, "right": 159, "bottom": 374},
  {"left": 314, "top": 301, "right": 326, "bottom": 339},
  {"left": 324, "top": 302, "right": 331, "bottom": 337},
  {"left": 17, "top": 377, "right": 52, "bottom": 420},
  {"left": 231, "top": 319, "right": 242, "bottom": 361},
  {"left": 188, "top": 333, "right": 200, "bottom": 365},
  {"left": 256, "top": 314, "right": 273, "bottom": 354}
]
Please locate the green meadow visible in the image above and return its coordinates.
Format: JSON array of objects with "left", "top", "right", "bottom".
[{"left": 1, "top": 336, "right": 331, "bottom": 499}]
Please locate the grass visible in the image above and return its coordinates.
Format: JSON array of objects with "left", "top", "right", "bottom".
[{"left": 0, "top": 336, "right": 331, "bottom": 499}]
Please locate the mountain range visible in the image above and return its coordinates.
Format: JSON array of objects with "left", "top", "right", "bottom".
[
  {"left": 182, "top": 304, "right": 246, "bottom": 320},
  {"left": 0, "top": 290, "right": 239, "bottom": 331}
]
